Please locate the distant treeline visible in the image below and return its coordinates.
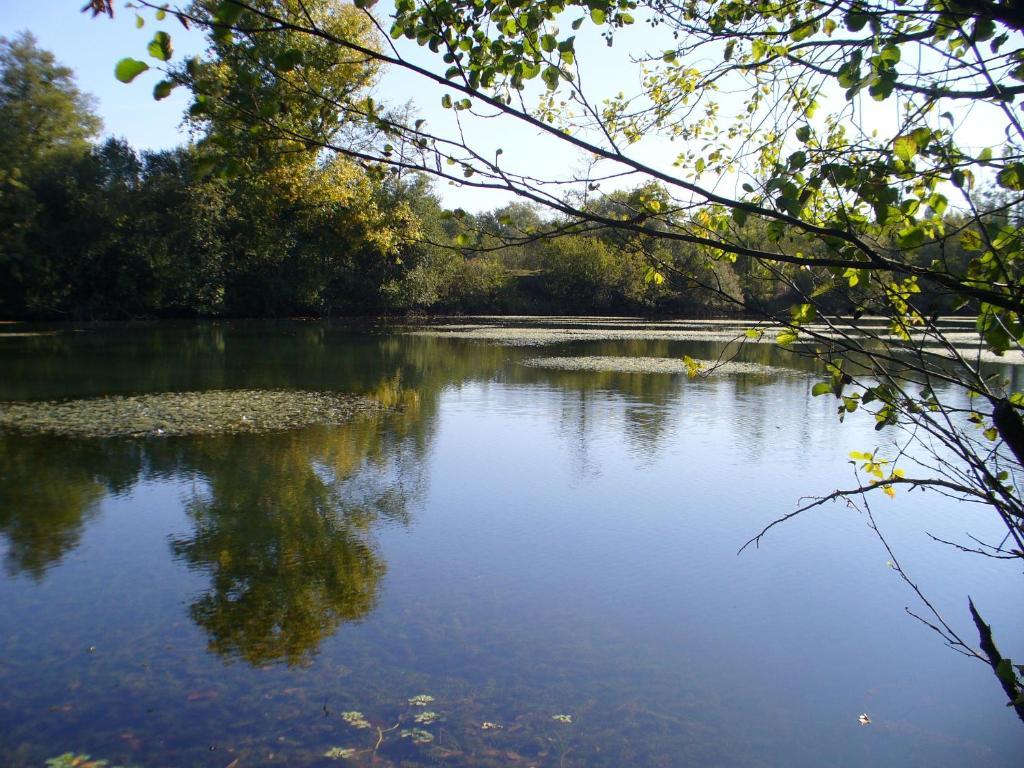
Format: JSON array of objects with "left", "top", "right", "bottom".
[{"left": 0, "top": 33, "right": 980, "bottom": 321}]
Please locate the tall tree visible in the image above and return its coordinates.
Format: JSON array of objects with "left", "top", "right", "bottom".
[
  {"left": 0, "top": 31, "right": 100, "bottom": 171},
  {"left": 176, "top": 0, "right": 419, "bottom": 314},
  {"left": 0, "top": 32, "right": 102, "bottom": 316}
]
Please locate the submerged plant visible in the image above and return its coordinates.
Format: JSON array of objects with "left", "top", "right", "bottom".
[
  {"left": 341, "top": 711, "right": 372, "bottom": 730},
  {"left": 45, "top": 755, "right": 125, "bottom": 768},
  {"left": 324, "top": 746, "right": 358, "bottom": 760},
  {"left": 330, "top": 693, "right": 442, "bottom": 762},
  {"left": 399, "top": 728, "right": 434, "bottom": 744}
]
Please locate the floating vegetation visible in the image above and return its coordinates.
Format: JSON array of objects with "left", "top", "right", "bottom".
[
  {"left": 413, "top": 710, "right": 440, "bottom": 724},
  {"left": 0, "top": 390, "right": 384, "bottom": 438},
  {"left": 480, "top": 721, "right": 502, "bottom": 730},
  {"left": 324, "top": 747, "right": 358, "bottom": 760},
  {"left": 341, "top": 711, "right": 373, "bottom": 729},
  {"left": 551, "top": 714, "right": 574, "bottom": 723},
  {"left": 400, "top": 728, "right": 435, "bottom": 744},
  {"left": 45, "top": 756, "right": 124, "bottom": 768},
  {"left": 521, "top": 356, "right": 786, "bottom": 376},
  {"left": 406, "top": 323, "right": 770, "bottom": 346},
  {"left": 407, "top": 694, "right": 435, "bottom": 706},
  {"left": 405, "top": 319, "right": 1022, "bottom": 367}
]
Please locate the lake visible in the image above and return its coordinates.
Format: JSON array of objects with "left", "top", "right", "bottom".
[{"left": 1, "top": 319, "right": 1021, "bottom": 767}]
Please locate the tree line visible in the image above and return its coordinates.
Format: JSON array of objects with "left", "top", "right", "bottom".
[{"left": 1, "top": 31, "right": 980, "bottom": 321}]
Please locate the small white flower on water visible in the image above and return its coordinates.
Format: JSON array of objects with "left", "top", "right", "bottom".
[
  {"left": 858, "top": 713, "right": 872, "bottom": 725},
  {"left": 481, "top": 721, "right": 502, "bottom": 730},
  {"left": 551, "top": 714, "right": 573, "bottom": 723}
]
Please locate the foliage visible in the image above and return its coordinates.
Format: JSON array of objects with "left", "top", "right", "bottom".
[
  {"left": 0, "top": 32, "right": 102, "bottom": 316},
  {"left": 0, "top": 32, "right": 100, "bottom": 171}
]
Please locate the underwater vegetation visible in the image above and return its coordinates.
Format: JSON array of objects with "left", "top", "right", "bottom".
[
  {"left": 321, "top": 694, "right": 579, "bottom": 767},
  {"left": 44, "top": 756, "right": 128, "bottom": 768}
]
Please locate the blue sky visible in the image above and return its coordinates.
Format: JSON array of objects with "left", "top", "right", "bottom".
[
  {"left": 2, "top": 3, "right": 1001, "bottom": 213},
  {"left": 1, "top": 2, "right": 204, "bottom": 150},
  {"left": 0, "top": 1, "right": 664, "bottom": 211}
]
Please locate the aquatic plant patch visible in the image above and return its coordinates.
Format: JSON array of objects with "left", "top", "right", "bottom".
[
  {"left": 0, "top": 390, "right": 384, "bottom": 438},
  {"left": 521, "top": 356, "right": 786, "bottom": 376}
]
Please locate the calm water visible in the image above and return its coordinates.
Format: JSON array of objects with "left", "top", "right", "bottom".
[{"left": 0, "top": 320, "right": 1021, "bottom": 767}]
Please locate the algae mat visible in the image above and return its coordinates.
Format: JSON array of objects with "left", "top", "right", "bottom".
[{"left": 0, "top": 390, "right": 383, "bottom": 438}]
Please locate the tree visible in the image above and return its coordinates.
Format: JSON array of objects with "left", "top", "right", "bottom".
[
  {"left": 0, "top": 32, "right": 102, "bottom": 316},
  {"left": 177, "top": 0, "right": 421, "bottom": 315},
  {"left": 0, "top": 32, "right": 100, "bottom": 170},
  {"left": 104, "top": 0, "right": 1024, "bottom": 715}
]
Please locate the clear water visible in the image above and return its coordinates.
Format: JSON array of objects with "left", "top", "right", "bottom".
[{"left": 0, "top": 320, "right": 1021, "bottom": 767}]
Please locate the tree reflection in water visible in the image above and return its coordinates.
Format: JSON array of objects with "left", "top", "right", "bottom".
[
  {"left": 0, "top": 435, "right": 141, "bottom": 579},
  {"left": 169, "top": 400, "right": 425, "bottom": 666}
]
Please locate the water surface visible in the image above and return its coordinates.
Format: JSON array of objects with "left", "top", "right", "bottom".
[{"left": 1, "top": 320, "right": 1021, "bottom": 767}]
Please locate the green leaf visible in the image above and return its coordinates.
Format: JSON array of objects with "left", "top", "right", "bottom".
[
  {"left": 441, "top": 94, "right": 452, "bottom": 109},
  {"left": 115, "top": 58, "right": 150, "bottom": 83},
  {"left": 845, "top": 12, "right": 868, "bottom": 31},
  {"left": 644, "top": 266, "right": 665, "bottom": 285},
  {"left": 777, "top": 329, "right": 799, "bottom": 346},
  {"left": 790, "top": 303, "right": 816, "bottom": 324},
  {"left": 135, "top": 14, "right": 145, "bottom": 29},
  {"left": 896, "top": 226, "right": 925, "bottom": 249},
  {"left": 590, "top": 8, "right": 606, "bottom": 24},
  {"left": 811, "top": 382, "right": 833, "bottom": 397},
  {"left": 997, "top": 164, "right": 1024, "bottom": 191},
  {"left": 893, "top": 134, "right": 917, "bottom": 162},
  {"left": 791, "top": 21, "right": 816, "bottom": 42},
  {"left": 153, "top": 80, "right": 175, "bottom": 100},
  {"left": 542, "top": 65, "right": 560, "bottom": 90},
  {"left": 274, "top": 49, "right": 304, "bottom": 72},
  {"left": 455, "top": 233, "right": 471, "bottom": 247},
  {"left": 215, "top": 0, "right": 245, "bottom": 25},
  {"left": 960, "top": 229, "right": 984, "bottom": 251},
  {"left": 540, "top": 34, "right": 557, "bottom": 53},
  {"left": 147, "top": 31, "right": 173, "bottom": 62}
]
